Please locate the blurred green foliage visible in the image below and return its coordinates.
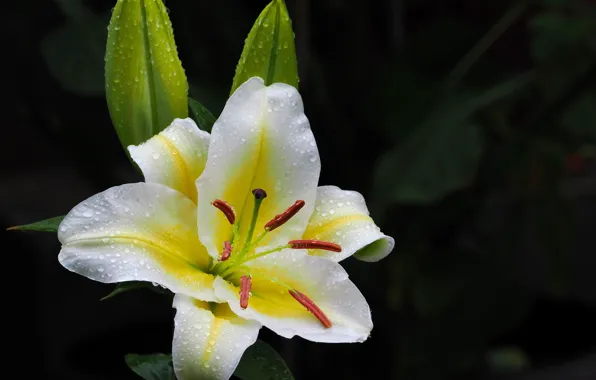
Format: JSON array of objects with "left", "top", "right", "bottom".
[
  {"left": 38, "top": 0, "right": 596, "bottom": 379},
  {"left": 125, "top": 341, "right": 295, "bottom": 380}
]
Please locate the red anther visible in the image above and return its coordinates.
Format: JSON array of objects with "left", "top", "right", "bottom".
[
  {"left": 220, "top": 241, "right": 232, "bottom": 261},
  {"left": 264, "top": 200, "right": 305, "bottom": 231},
  {"left": 240, "top": 275, "right": 252, "bottom": 309},
  {"left": 289, "top": 290, "right": 332, "bottom": 328},
  {"left": 289, "top": 239, "right": 342, "bottom": 252},
  {"left": 212, "top": 199, "right": 235, "bottom": 224}
]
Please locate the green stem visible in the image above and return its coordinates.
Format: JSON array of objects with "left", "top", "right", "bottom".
[
  {"left": 236, "top": 244, "right": 291, "bottom": 267},
  {"left": 445, "top": 2, "right": 527, "bottom": 91},
  {"left": 242, "top": 198, "right": 265, "bottom": 254}
]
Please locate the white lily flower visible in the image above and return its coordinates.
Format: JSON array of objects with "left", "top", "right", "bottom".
[{"left": 58, "top": 77, "right": 394, "bottom": 380}]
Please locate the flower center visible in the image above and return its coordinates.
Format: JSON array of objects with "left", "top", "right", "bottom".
[{"left": 209, "top": 188, "right": 340, "bottom": 327}]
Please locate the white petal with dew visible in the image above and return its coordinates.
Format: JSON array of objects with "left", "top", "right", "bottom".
[
  {"left": 173, "top": 295, "right": 261, "bottom": 380},
  {"left": 58, "top": 183, "right": 216, "bottom": 301},
  {"left": 128, "top": 118, "right": 210, "bottom": 203},
  {"left": 304, "top": 185, "right": 394, "bottom": 262},
  {"left": 196, "top": 77, "right": 320, "bottom": 259}
]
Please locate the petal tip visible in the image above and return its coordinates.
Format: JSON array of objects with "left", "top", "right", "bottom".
[{"left": 353, "top": 235, "right": 395, "bottom": 263}]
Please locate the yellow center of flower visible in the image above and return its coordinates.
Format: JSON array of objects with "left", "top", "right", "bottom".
[{"left": 208, "top": 188, "right": 340, "bottom": 327}]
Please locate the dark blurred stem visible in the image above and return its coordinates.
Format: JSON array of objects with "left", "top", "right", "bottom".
[
  {"left": 388, "top": 0, "right": 405, "bottom": 53},
  {"left": 445, "top": 2, "right": 527, "bottom": 91},
  {"left": 295, "top": 0, "right": 311, "bottom": 86}
]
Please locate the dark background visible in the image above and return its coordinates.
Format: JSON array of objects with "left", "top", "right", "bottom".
[{"left": 4, "top": 0, "right": 596, "bottom": 379}]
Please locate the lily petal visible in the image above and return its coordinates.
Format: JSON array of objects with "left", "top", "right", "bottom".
[
  {"left": 303, "top": 186, "right": 395, "bottom": 262},
  {"left": 197, "top": 77, "right": 320, "bottom": 259},
  {"left": 213, "top": 250, "right": 372, "bottom": 343},
  {"left": 128, "top": 118, "right": 210, "bottom": 203},
  {"left": 58, "top": 183, "right": 217, "bottom": 301},
  {"left": 173, "top": 295, "right": 261, "bottom": 380}
]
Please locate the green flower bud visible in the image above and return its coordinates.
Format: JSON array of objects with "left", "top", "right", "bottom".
[
  {"left": 231, "top": 0, "right": 299, "bottom": 94},
  {"left": 105, "top": 0, "right": 188, "bottom": 152}
]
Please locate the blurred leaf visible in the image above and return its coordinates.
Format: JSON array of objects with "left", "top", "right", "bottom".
[
  {"left": 375, "top": 121, "right": 483, "bottom": 205},
  {"left": 101, "top": 281, "right": 170, "bottom": 301},
  {"left": 124, "top": 341, "right": 292, "bottom": 380},
  {"left": 105, "top": 0, "right": 189, "bottom": 154},
  {"left": 486, "top": 347, "right": 530, "bottom": 373},
  {"left": 7, "top": 215, "right": 65, "bottom": 232},
  {"left": 562, "top": 92, "right": 596, "bottom": 142},
  {"left": 231, "top": 0, "right": 299, "bottom": 94},
  {"left": 446, "top": 3, "right": 527, "bottom": 90},
  {"left": 125, "top": 353, "right": 175, "bottom": 380},
  {"left": 530, "top": 11, "right": 596, "bottom": 63},
  {"left": 188, "top": 97, "right": 216, "bottom": 132},
  {"left": 373, "top": 73, "right": 533, "bottom": 206},
  {"left": 235, "top": 340, "right": 294, "bottom": 380},
  {"left": 40, "top": 8, "right": 109, "bottom": 96},
  {"left": 529, "top": 8, "right": 596, "bottom": 97}
]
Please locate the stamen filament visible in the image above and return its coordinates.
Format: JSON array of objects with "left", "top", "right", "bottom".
[
  {"left": 231, "top": 223, "right": 240, "bottom": 247},
  {"left": 238, "top": 229, "right": 268, "bottom": 260},
  {"left": 264, "top": 200, "right": 305, "bottom": 231},
  {"left": 239, "top": 275, "right": 252, "bottom": 309},
  {"left": 289, "top": 290, "right": 332, "bottom": 328},
  {"left": 289, "top": 239, "right": 342, "bottom": 252},
  {"left": 234, "top": 244, "right": 290, "bottom": 266}
]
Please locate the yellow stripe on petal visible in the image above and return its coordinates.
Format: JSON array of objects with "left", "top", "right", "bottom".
[
  {"left": 129, "top": 118, "right": 209, "bottom": 203},
  {"left": 58, "top": 183, "right": 216, "bottom": 302},
  {"left": 197, "top": 78, "right": 320, "bottom": 259},
  {"left": 173, "top": 295, "right": 261, "bottom": 380},
  {"left": 155, "top": 134, "right": 196, "bottom": 202},
  {"left": 303, "top": 186, "right": 395, "bottom": 262},
  {"left": 213, "top": 250, "right": 372, "bottom": 343}
]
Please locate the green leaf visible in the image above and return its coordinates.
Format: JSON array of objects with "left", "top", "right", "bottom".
[
  {"left": 101, "top": 281, "right": 170, "bottom": 301},
  {"left": 530, "top": 11, "right": 596, "bottom": 63},
  {"left": 105, "top": 0, "right": 189, "bottom": 154},
  {"left": 373, "top": 73, "right": 533, "bottom": 206},
  {"left": 125, "top": 353, "right": 175, "bottom": 380},
  {"left": 234, "top": 340, "right": 294, "bottom": 380},
  {"left": 188, "top": 97, "right": 216, "bottom": 132},
  {"left": 124, "top": 341, "right": 293, "bottom": 380},
  {"left": 231, "top": 0, "right": 298, "bottom": 94},
  {"left": 7, "top": 216, "right": 65, "bottom": 232}
]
